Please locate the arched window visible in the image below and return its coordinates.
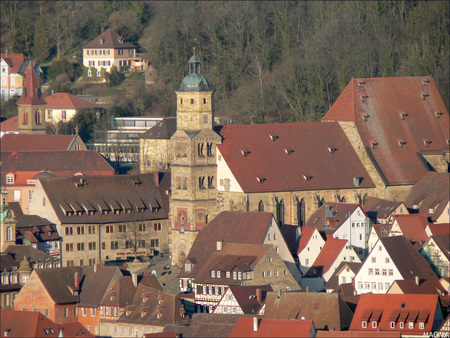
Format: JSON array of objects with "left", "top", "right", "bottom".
[
  {"left": 23, "top": 113, "right": 28, "bottom": 125},
  {"left": 277, "top": 199, "right": 285, "bottom": 225},
  {"left": 297, "top": 198, "right": 305, "bottom": 226},
  {"left": 258, "top": 200, "right": 264, "bottom": 212},
  {"left": 6, "top": 226, "right": 12, "bottom": 241},
  {"left": 35, "top": 109, "right": 41, "bottom": 125}
]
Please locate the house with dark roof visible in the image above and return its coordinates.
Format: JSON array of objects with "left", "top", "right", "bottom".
[
  {"left": 296, "top": 227, "right": 325, "bottom": 275},
  {"left": 305, "top": 202, "right": 371, "bottom": 259},
  {"left": 14, "top": 214, "right": 61, "bottom": 258},
  {"left": 349, "top": 293, "right": 444, "bottom": 336},
  {"left": 213, "top": 284, "right": 272, "bottom": 315},
  {"left": 177, "top": 211, "right": 301, "bottom": 294},
  {"left": 325, "top": 261, "right": 362, "bottom": 293},
  {"left": 322, "top": 77, "right": 450, "bottom": 202},
  {"left": 13, "top": 265, "right": 127, "bottom": 329},
  {"left": 191, "top": 242, "right": 300, "bottom": 313},
  {"left": 354, "top": 236, "right": 437, "bottom": 295},
  {"left": 421, "top": 235, "right": 450, "bottom": 278},
  {"left": 216, "top": 122, "right": 377, "bottom": 228},
  {"left": 44, "top": 92, "right": 101, "bottom": 124},
  {"left": 363, "top": 196, "right": 409, "bottom": 224},
  {"left": 262, "top": 291, "right": 354, "bottom": 331},
  {"left": 302, "top": 238, "right": 361, "bottom": 292},
  {"left": 0, "top": 309, "right": 94, "bottom": 338},
  {"left": 82, "top": 28, "right": 147, "bottom": 76},
  {"left": 28, "top": 172, "right": 170, "bottom": 267},
  {"left": 0, "top": 133, "right": 87, "bottom": 152},
  {"left": 140, "top": 117, "right": 177, "bottom": 173},
  {"left": 110, "top": 282, "right": 188, "bottom": 337},
  {"left": 229, "top": 317, "right": 316, "bottom": 338},
  {"left": 405, "top": 172, "right": 450, "bottom": 223},
  {"left": 388, "top": 214, "right": 429, "bottom": 244},
  {"left": 2, "top": 150, "right": 115, "bottom": 214}
]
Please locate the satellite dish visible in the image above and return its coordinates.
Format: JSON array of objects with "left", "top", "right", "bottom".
[{"left": 151, "top": 270, "right": 157, "bottom": 275}]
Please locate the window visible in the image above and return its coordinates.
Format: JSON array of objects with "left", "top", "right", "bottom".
[
  {"left": 372, "top": 321, "right": 377, "bottom": 328},
  {"left": 6, "top": 227, "right": 12, "bottom": 241},
  {"left": 390, "top": 321, "right": 395, "bottom": 329},
  {"left": 43, "top": 308, "right": 49, "bottom": 317},
  {"left": 408, "top": 322, "right": 414, "bottom": 329},
  {"left": 385, "top": 257, "right": 390, "bottom": 263},
  {"left": 388, "top": 269, "right": 393, "bottom": 276},
  {"left": 375, "top": 268, "right": 380, "bottom": 276},
  {"left": 233, "top": 271, "right": 237, "bottom": 280},
  {"left": 62, "top": 111, "right": 67, "bottom": 120},
  {"left": 191, "top": 99, "right": 194, "bottom": 104},
  {"left": 111, "top": 241, "right": 119, "bottom": 249},
  {"left": 382, "top": 269, "right": 387, "bottom": 276},
  {"left": 400, "top": 322, "right": 404, "bottom": 329},
  {"left": 88, "top": 226, "right": 96, "bottom": 234},
  {"left": 211, "top": 270, "right": 215, "bottom": 277},
  {"left": 64, "top": 307, "right": 69, "bottom": 318},
  {"left": 378, "top": 282, "right": 383, "bottom": 290},
  {"left": 305, "top": 258, "right": 310, "bottom": 265},
  {"left": 371, "top": 257, "right": 376, "bottom": 263},
  {"left": 119, "top": 224, "right": 127, "bottom": 232},
  {"left": 6, "top": 174, "right": 14, "bottom": 185},
  {"left": 23, "top": 113, "right": 28, "bottom": 125},
  {"left": 66, "top": 243, "right": 73, "bottom": 251},
  {"left": 362, "top": 321, "right": 367, "bottom": 328},
  {"left": 371, "top": 282, "right": 376, "bottom": 290},
  {"left": 368, "top": 268, "right": 373, "bottom": 275},
  {"left": 226, "top": 271, "right": 230, "bottom": 278},
  {"left": 268, "top": 271, "right": 272, "bottom": 277},
  {"left": 10, "top": 77, "right": 15, "bottom": 85},
  {"left": 154, "top": 223, "right": 162, "bottom": 231},
  {"left": 77, "top": 243, "right": 85, "bottom": 251},
  {"left": 82, "top": 307, "right": 87, "bottom": 316},
  {"left": 106, "top": 225, "right": 114, "bottom": 233},
  {"left": 77, "top": 226, "right": 84, "bottom": 235},
  {"left": 419, "top": 322, "right": 424, "bottom": 329}
]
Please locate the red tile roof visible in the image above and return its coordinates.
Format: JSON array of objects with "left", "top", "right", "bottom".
[
  {"left": 391, "top": 214, "right": 429, "bottom": 243},
  {"left": 0, "top": 53, "right": 28, "bottom": 73},
  {"left": 349, "top": 293, "right": 439, "bottom": 333},
  {"left": 323, "top": 77, "right": 450, "bottom": 185},
  {"left": 83, "top": 28, "right": 136, "bottom": 49},
  {"left": 297, "top": 227, "right": 318, "bottom": 254},
  {"left": 305, "top": 238, "right": 348, "bottom": 276},
  {"left": 0, "top": 134, "right": 79, "bottom": 151},
  {"left": 44, "top": 92, "right": 100, "bottom": 110},
  {"left": 229, "top": 317, "right": 314, "bottom": 337},
  {"left": 0, "top": 115, "right": 18, "bottom": 132},
  {"left": 427, "top": 223, "right": 450, "bottom": 236},
  {"left": 217, "top": 122, "right": 375, "bottom": 193},
  {"left": 16, "top": 64, "right": 46, "bottom": 105},
  {"left": 1, "top": 151, "right": 115, "bottom": 184}
]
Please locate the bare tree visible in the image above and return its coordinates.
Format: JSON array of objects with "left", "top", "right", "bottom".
[{"left": 115, "top": 221, "right": 154, "bottom": 262}]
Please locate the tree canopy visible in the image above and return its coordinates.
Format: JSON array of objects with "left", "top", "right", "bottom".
[{"left": 1, "top": 1, "right": 448, "bottom": 123}]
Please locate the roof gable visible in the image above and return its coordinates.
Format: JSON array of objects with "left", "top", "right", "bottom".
[
  {"left": 16, "top": 64, "right": 46, "bottom": 105},
  {"left": 218, "top": 122, "right": 375, "bottom": 192},
  {"left": 390, "top": 214, "right": 429, "bottom": 242}
]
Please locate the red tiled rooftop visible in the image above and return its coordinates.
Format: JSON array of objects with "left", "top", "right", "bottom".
[
  {"left": 0, "top": 53, "right": 28, "bottom": 73},
  {"left": 297, "top": 227, "right": 318, "bottom": 254},
  {"left": 229, "top": 317, "right": 314, "bottom": 337},
  {"left": 0, "top": 115, "right": 18, "bottom": 132},
  {"left": 323, "top": 77, "right": 450, "bottom": 185},
  {"left": 0, "top": 134, "right": 78, "bottom": 151},
  {"left": 305, "top": 238, "right": 348, "bottom": 275},
  {"left": 218, "top": 122, "right": 375, "bottom": 193},
  {"left": 391, "top": 214, "right": 429, "bottom": 242},
  {"left": 44, "top": 92, "right": 100, "bottom": 110}
]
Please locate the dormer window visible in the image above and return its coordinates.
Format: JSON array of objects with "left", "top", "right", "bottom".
[
  {"left": 327, "top": 146, "right": 337, "bottom": 153},
  {"left": 400, "top": 112, "right": 408, "bottom": 120},
  {"left": 358, "top": 81, "right": 366, "bottom": 87},
  {"left": 435, "top": 111, "right": 443, "bottom": 118},
  {"left": 241, "top": 149, "right": 250, "bottom": 157},
  {"left": 422, "top": 78, "right": 430, "bottom": 86},
  {"left": 398, "top": 139, "right": 406, "bottom": 148},
  {"left": 371, "top": 141, "right": 378, "bottom": 149},
  {"left": 429, "top": 208, "right": 434, "bottom": 214},
  {"left": 99, "top": 38, "right": 104, "bottom": 44},
  {"left": 421, "top": 93, "right": 429, "bottom": 100},
  {"left": 360, "top": 95, "right": 368, "bottom": 102},
  {"left": 302, "top": 174, "right": 312, "bottom": 181},
  {"left": 6, "top": 173, "right": 14, "bottom": 185},
  {"left": 211, "top": 270, "right": 215, "bottom": 277},
  {"left": 256, "top": 176, "right": 266, "bottom": 183},
  {"left": 284, "top": 147, "right": 294, "bottom": 155},
  {"left": 269, "top": 134, "right": 279, "bottom": 141},
  {"left": 362, "top": 114, "right": 370, "bottom": 121},
  {"left": 423, "top": 139, "right": 431, "bottom": 147}
]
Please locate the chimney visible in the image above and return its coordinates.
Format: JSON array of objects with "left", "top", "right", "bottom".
[
  {"left": 154, "top": 171, "right": 160, "bottom": 187},
  {"left": 132, "top": 272, "right": 138, "bottom": 287},
  {"left": 253, "top": 317, "right": 259, "bottom": 332},
  {"left": 415, "top": 276, "right": 420, "bottom": 286},
  {"left": 216, "top": 240, "right": 223, "bottom": 251},
  {"left": 256, "top": 288, "right": 262, "bottom": 303},
  {"left": 74, "top": 272, "right": 79, "bottom": 289}
]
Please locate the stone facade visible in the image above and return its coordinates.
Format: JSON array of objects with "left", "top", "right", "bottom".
[{"left": 140, "top": 138, "right": 172, "bottom": 173}]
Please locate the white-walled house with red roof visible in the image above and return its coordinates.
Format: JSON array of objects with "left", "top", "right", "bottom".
[
  {"left": 297, "top": 227, "right": 325, "bottom": 275},
  {"left": 301, "top": 237, "right": 361, "bottom": 292},
  {"left": 44, "top": 92, "right": 100, "bottom": 124}
]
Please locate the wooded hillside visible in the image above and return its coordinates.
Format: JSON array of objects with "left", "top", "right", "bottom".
[{"left": 2, "top": 1, "right": 448, "bottom": 123}]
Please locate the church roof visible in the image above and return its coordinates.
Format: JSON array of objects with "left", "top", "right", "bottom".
[
  {"left": 217, "top": 122, "right": 375, "bottom": 193},
  {"left": 322, "top": 77, "right": 449, "bottom": 186},
  {"left": 178, "top": 51, "right": 212, "bottom": 92}
]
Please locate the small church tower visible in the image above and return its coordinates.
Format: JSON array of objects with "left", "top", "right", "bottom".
[
  {"left": 169, "top": 50, "right": 221, "bottom": 266},
  {"left": 17, "top": 62, "right": 46, "bottom": 134}
]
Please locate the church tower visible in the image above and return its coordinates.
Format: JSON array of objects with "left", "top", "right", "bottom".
[
  {"left": 169, "top": 50, "right": 221, "bottom": 266},
  {"left": 0, "top": 190, "right": 16, "bottom": 251},
  {"left": 17, "top": 62, "right": 46, "bottom": 134}
]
